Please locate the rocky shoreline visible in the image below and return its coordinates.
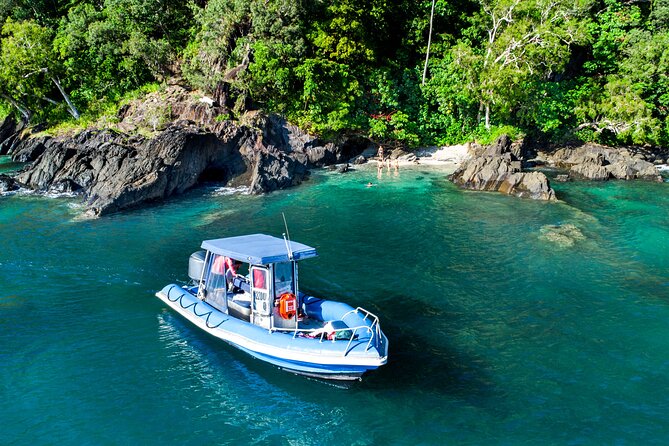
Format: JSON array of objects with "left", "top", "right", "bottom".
[
  {"left": 449, "top": 135, "right": 665, "bottom": 201},
  {"left": 1, "top": 85, "right": 667, "bottom": 215},
  {"left": 0, "top": 85, "right": 373, "bottom": 216}
]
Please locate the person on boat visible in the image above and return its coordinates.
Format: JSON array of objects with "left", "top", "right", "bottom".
[
  {"left": 223, "top": 257, "right": 243, "bottom": 291},
  {"left": 224, "top": 257, "right": 240, "bottom": 280},
  {"left": 211, "top": 255, "right": 226, "bottom": 275}
]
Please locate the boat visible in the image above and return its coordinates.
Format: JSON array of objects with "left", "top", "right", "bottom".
[{"left": 155, "top": 233, "right": 389, "bottom": 381}]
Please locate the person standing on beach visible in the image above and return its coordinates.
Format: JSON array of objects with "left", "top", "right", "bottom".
[{"left": 377, "top": 145, "right": 385, "bottom": 178}]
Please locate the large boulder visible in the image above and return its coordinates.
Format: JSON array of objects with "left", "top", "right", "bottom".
[
  {"left": 607, "top": 158, "right": 660, "bottom": 181},
  {"left": 303, "top": 142, "right": 339, "bottom": 167},
  {"left": 249, "top": 145, "right": 309, "bottom": 194},
  {"left": 451, "top": 153, "right": 518, "bottom": 191},
  {"left": 499, "top": 171, "right": 556, "bottom": 200},
  {"left": 541, "top": 143, "right": 662, "bottom": 182},
  {"left": 570, "top": 161, "right": 610, "bottom": 181},
  {"left": 450, "top": 135, "right": 557, "bottom": 201}
]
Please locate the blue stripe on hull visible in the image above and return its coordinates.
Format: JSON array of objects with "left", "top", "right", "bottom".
[{"left": 233, "top": 343, "right": 375, "bottom": 379}]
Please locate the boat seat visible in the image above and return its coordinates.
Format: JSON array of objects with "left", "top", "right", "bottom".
[{"left": 228, "top": 292, "right": 252, "bottom": 320}]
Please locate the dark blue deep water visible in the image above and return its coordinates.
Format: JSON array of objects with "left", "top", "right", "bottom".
[{"left": 1, "top": 161, "right": 668, "bottom": 445}]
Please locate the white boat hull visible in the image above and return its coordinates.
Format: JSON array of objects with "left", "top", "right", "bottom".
[{"left": 156, "top": 285, "right": 388, "bottom": 380}]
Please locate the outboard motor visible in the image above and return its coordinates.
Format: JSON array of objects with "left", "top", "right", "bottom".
[{"left": 188, "top": 250, "right": 206, "bottom": 282}]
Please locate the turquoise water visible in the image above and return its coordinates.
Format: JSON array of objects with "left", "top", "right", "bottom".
[
  {"left": 0, "top": 155, "right": 23, "bottom": 174},
  {"left": 1, "top": 162, "right": 668, "bottom": 445}
]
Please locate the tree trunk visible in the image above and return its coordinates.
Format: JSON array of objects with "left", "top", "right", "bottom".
[
  {"left": 51, "top": 76, "right": 80, "bottom": 119},
  {"left": 485, "top": 103, "right": 491, "bottom": 130},
  {"left": 422, "top": 0, "right": 436, "bottom": 86},
  {"left": 1, "top": 94, "right": 32, "bottom": 122}
]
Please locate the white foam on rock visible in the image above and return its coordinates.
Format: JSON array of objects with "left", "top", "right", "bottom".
[{"left": 211, "top": 186, "right": 250, "bottom": 196}]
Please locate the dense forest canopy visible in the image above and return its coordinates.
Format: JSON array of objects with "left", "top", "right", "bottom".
[{"left": 1, "top": 0, "right": 668, "bottom": 147}]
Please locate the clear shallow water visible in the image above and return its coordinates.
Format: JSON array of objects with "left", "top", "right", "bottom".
[{"left": 1, "top": 163, "right": 668, "bottom": 445}]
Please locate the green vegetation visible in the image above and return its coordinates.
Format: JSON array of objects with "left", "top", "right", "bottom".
[{"left": 1, "top": 0, "right": 668, "bottom": 147}]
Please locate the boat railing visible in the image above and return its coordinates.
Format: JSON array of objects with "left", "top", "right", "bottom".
[
  {"left": 272, "top": 306, "right": 383, "bottom": 356},
  {"left": 272, "top": 324, "right": 378, "bottom": 356},
  {"left": 342, "top": 307, "right": 383, "bottom": 349}
]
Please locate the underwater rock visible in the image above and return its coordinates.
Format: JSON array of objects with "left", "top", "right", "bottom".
[{"left": 539, "top": 224, "right": 586, "bottom": 248}]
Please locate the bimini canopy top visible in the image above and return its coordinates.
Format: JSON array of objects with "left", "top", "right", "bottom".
[{"left": 201, "top": 234, "right": 318, "bottom": 265}]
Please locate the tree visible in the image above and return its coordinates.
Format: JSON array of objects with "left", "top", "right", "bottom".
[
  {"left": 454, "top": 0, "right": 591, "bottom": 129},
  {"left": 0, "top": 18, "right": 79, "bottom": 120},
  {"left": 183, "top": 0, "right": 252, "bottom": 96}
]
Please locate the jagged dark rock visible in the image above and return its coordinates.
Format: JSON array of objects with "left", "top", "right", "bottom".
[
  {"left": 10, "top": 134, "right": 50, "bottom": 162},
  {"left": 351, "top": 155, "right": 366, "bottom": 164},
  {"left": 0, "top": 116, "right": 24, "bottom": 155},
  {"left": 249, "top": 145, "right": 309, "bottom": 194},
  {"left": 303, "top": 142, "right": 339, "bottom": 167},
  {"left": 450, "top": 135, "right": 557, "bottom": 201},
  {"left": 570, "top": 160, "right": 609, "bottom": 181},
  {"left": 1, "top": 84, "right": 368, "bottom": 215},
  {"left": 499, "top": 171, "right": 556, "bottom": 200},
  {"left": 0, "top": 174, "right": 19, "bottom": 192},
  {"left": 540, "top": 143, "right": 662, "bottom": 182},
  {"left": 9, "top": 112, "right": 365, "bottom": 217}
]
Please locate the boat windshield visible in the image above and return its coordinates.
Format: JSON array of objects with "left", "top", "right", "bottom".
[
  {"left": 204, "top": 254, "right": 229, "bottom": 310},
  {"left": 274, "top": 262, "right": 295, "bottom": 297}
]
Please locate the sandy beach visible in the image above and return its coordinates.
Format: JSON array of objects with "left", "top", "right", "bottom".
[{"left": 367, "top": 144, "right": 471, "bottom": 173}]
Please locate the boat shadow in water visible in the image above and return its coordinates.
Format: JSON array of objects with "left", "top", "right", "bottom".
[{"left": 358, "top": 294, "right": 500, "bottom": 403}]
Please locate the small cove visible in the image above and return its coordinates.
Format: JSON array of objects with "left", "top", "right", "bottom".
[{"left": 1, "top": 161, "right": 668, "bottom": 445}]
